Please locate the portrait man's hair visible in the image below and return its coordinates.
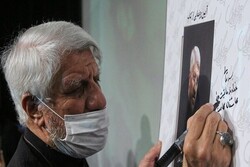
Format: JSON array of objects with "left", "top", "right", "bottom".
[{"left": 188, "top": 46, "right": 201, "bottom": 111}]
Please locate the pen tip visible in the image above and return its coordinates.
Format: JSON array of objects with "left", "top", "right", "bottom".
[{"left": 213, "top": 101, "right": 220, "bottom": 111}]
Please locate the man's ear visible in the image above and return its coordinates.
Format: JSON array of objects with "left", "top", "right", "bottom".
[{"left": 22, "top": 93, "right": 43, "bottom": 122}]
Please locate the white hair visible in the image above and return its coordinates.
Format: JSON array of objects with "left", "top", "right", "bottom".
[
  {"left": 190, "top": 46, "right": 201, "bottom": 71},
  {"left": 1, "top": 21, "right": 101, "bottom": 125}
]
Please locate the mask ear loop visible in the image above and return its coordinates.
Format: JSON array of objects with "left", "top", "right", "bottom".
[{"left": 36, "top": 96, "right": 64, "bottom": 120}]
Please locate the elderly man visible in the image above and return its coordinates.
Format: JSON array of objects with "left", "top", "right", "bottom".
[
  {"left": 188, "top": 46, "right": 201, "bottom": 112},
  {"left": 1, "top": 21, "right": 232, "bottom": 167}
]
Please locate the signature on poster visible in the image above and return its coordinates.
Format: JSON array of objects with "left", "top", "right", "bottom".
[
  {"left": 187, "top": 5, "right": 208, "bottom": 21},
  {"left": 215, "top": 66, "right": 239, "bottom": 112}
]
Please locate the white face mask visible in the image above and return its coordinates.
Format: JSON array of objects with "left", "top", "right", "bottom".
[{"left": 37, "top": 97, "right": 109, "bottom": 159}]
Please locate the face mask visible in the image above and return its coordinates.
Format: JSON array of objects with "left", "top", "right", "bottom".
[{"left": 37, "top": 97, "right": 109, "bottom": 159}]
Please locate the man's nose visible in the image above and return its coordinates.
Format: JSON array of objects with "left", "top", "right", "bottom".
[{"left": 85, "top": 81, "right": 106, "bottom": 111}]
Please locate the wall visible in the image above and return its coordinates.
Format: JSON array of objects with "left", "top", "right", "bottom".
[{"left": 82, "top": 0, "right": 166, "bottom": 166}]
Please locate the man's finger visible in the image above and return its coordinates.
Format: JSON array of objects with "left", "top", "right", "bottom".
[{"left": 186, "top": 103, "right": 214, "bottom": 140}]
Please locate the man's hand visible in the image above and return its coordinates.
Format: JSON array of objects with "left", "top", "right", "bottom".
[
  {"left": 183, "top": 103, "right": 232, "bottom": 167},
  {"left": 139, "top": 141, "right": 162, "bottom": 167}
]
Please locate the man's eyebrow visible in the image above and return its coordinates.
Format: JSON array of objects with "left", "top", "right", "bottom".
[{"left": 63, "top": 78, "right": 83, "bottom": 88}]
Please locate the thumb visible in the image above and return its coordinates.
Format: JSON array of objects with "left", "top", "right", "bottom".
[{"left": 139, "top": 141, "right": 162, "bottom": 167}]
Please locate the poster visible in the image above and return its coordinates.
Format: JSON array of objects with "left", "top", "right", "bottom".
[{"left": 159, "top": 0, "right": 250, "bottom": 166}]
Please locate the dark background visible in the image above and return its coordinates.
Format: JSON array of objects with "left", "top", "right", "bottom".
[
  {"left": 0, "top": 0, "right": 81, "bottom": 164},
  {"left": 175, "top": 21, "right": 215, "bottom": 166}
]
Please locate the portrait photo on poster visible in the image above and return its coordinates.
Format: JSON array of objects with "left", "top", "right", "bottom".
[{"left": 175, "top": 20, "right": 215, "bottom": 166}]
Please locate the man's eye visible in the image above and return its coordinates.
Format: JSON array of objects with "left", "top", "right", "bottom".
[
  {"left": 64, "top": 86, "right": 82, "bottom": 95},
  {"left": 94, "top": 76, "right": 101, "bottom": 86},
  {"left": 65, "top": 81, "right": 88, "bottom": 96}
]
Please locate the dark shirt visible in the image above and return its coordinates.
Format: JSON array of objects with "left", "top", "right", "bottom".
[{"left": 8, "top": 128, "right": 89, "bottom": 167}]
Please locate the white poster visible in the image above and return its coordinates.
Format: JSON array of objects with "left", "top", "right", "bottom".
[{"left": 159, "top": 0, "right": 250, "bottom": 166}]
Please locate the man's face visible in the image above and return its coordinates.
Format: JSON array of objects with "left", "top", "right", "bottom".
[
  {"left": 188, "top": 63, "right": 200, "bottom": 109},
  {"left": 42, "top": 49, "right": 106, "bottom": 141}
]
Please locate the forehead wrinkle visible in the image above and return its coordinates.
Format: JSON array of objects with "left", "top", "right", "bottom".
[
  {"left": 59, "top": 51, "right": 99, "bottom": 87},
  {"left": 85, "top": 59, "right": 99, "bottom": 76}
]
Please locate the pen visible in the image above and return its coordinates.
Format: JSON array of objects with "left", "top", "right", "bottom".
[
  {"left": 155, "top": 101, "right": 220, "bottom": 167},
  {"left": 155, "top": 129, "right": 187, "bottom": 167}
]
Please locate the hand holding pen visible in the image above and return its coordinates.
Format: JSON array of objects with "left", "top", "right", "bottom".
[{"left": 155, "top": 103, "right": 233, "bottom": 167}]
